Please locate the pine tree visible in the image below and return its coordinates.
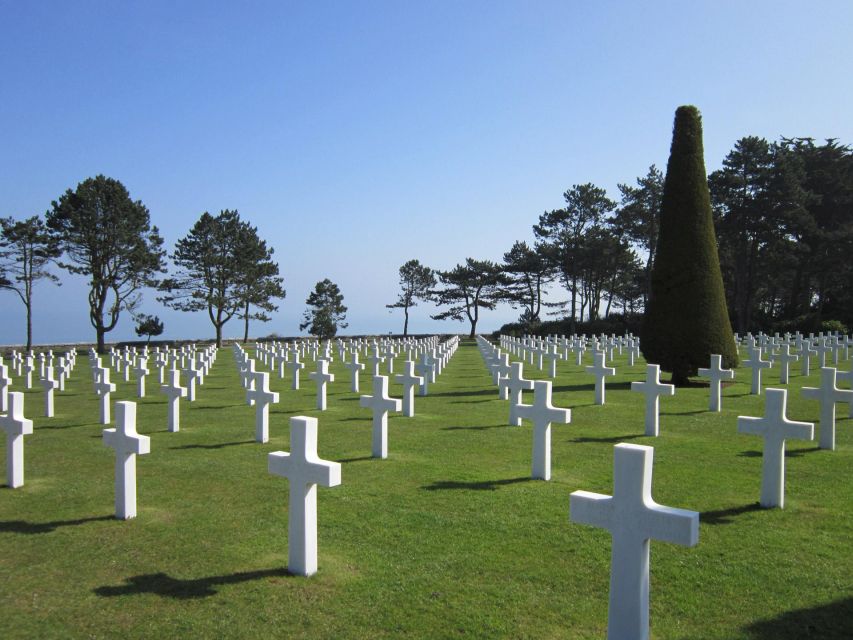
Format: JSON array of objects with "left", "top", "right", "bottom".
[{"left": 641, "top": 106, "right": 738, "bottom": 385}]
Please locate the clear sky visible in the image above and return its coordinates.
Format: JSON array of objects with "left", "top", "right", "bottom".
[{"left": 1, "top": 1, "right": 851, "bottom": 345}]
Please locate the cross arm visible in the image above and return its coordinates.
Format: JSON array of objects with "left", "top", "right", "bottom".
[
  {"left": 640, "top": 504, "right": 699, "bottom": 547},
  {"left": 570, "top": 491, "right": 614, "bottom": 531}
]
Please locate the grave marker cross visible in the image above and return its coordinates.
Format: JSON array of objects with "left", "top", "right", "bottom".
[
  {"left": 630, "top": 364, "right": 675, "bottom": 436},
  {"left": 570, "top": 444, "right": 699, "bottom": 640},
  {"left": 359, "top": 375, "right": 402, "bottom": 459},
  {"left": 103, "top": 401, "right": 151, "bottom": 519},
  {"left": 697, "top": 354, "right": 734, "bottom": 412},
  {"left": 268, "top": 416, "right": 341, "bottom": 577},
  {"left": 737, "top": 388, "right": 813, "bottom": 508},
  {"left": 801, "top": 367, "right": 853, "bottom": 450},
  {"left": 0, "top": 391, "right": 33, "bottom": 488},
  {"left": 515, "top": 380, "right": 571, "bottom": 480}
]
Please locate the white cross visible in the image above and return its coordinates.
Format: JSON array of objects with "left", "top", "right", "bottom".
[
  {"left": 737, "top": 388, "right": 813, "bottom": 508},
  {"left": 770, "top": 344, "right": 798, "bottom": 385},
  {"left": 414, "top": 354, "right": 435, "bottom": 396},
  {"left": 515, "top": 380, "right": 571, "bottom": 480},
  {"left": 585, "top": 350, "right": 616, "bottom": 405},
  {"left": 0, "top": 364, "right": 11, "bottom": 413},
  {"left": 308, "top": 359, "right": 335, "bottom": 411},
  {"left": 103, "top": 401, "right": 151, "bottom": 519},
  {"left": 394, "top": 360, "right": 424, "bottom": 418},
  {"left": 383, "top": 345, "right": 397, "bottom": 374},
  {"left": 802, "top": 367, "right": 853, "bottom": 450},
  {"left": 40, "top": 367, "right": 60, "bottom": 418},
  {"left": 0, "top": 391, "right": 33, "bottom": 488},
  {"left": 344, "top": 351, "right": 365, "bottom": 393},
  {"left": 630, "top": 364, "right": 675, "bottom": 437},
  {"left": 247, "top": 371, "right": 280, "bottom": 443},
  {"left": 742, "top": 348, "right": 771, "bottom": 395},
  {"left": 368, "top": 347, "right": 385, "bottom": 377},
  {"left": 570, "top": 443, "right": 699, "bottom": 640},
  {"left": 287, "top": 354, "right": 305, "bottom": 390},
  {"left": 697, "top": 354, "right": 735, "bottom": 412},
  {"left": 160, "top": 369, "right": 187, "bottom": 432},
  {"left": 813, "top": 338, "right": 833, "bottom": 368},
  {"left": 24, "top": 356, "right": 35, "bottom": 389},
  {"left": 359, "top": 375, "right": 402, "bottom": 459},
  {"left": 268, "top": 416, "right": 341, "bottom": 577},
  {"left": 498, "top": 361, "right": 534, "bottom": 426},
  {"left": 183, "top": 362, "right": 200, "bottom": 402},
  {"left": 94, "top": 367, "right": 117, "bottom": 425},
  {"left": 134, "top": 358, "right": 149, "bottom": 398},
  {"left": 542, "top": 345, "right": 561, "bottom": 378}
]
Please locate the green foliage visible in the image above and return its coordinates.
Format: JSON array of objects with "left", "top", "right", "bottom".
[
  {"left": 134, "top": 314, "right": 164, "bottom": 343},
  {"left": 46, "top": 175, "right": 164, "bottom": 353},
  {"left": 300, "top": 278, "right": 347, "bottom": 339},
  {"left": 641, "top": 106, "right": 738, "bottom": 384},
  {"left": 159, "top": 210, "right": 284, "bottom": 347},
  {"left": 0, "top": 215, "right": 62, "bottom": 349},
  {"left": 430, "top": 258, "right": 505, "bottom": 337},
  {"left": 499, "top": 241, "right": 556, "bottom": 328},
  {"left": 533, "top": 183, "right": 617, "bottom": 327},
  {"left": 386, "top": 259, "right": 435, "bottom": 336}
]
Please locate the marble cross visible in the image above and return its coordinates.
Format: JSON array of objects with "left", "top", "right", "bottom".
[
  {"left": 585, "top": 350, "right": 616, "bottom": 405},
  {"left": 359, "top": 375, "right": 402, "bottom": 459},
  {"left": 40, "top": 367, "right": 60, "bottom": 418},
  {"left": 268, "top": 416, "right": 341, "bottom": 576},
  {"left": 94, "top": 367, "right": 117, "bottom": 425},
  {"left": 247, "top": 370, "right": 280, "bottom": 443},
  {"left": 630, "top": 364, "right": 675, "bottom": 437},
  {"left": 498, "top": 361, "right": 534, "bottom": 426},
  {"left": 570, "top": 444, "right": 699, "bottom": 640},
  {"left": 515, "top": 380, "right": 571, "bottom": 480},
  {"left": 308, "top": 359, "right": 335, "bottom": 411},
  {"left": 802, "top": 367, "right": 853, "bottom": 450},
  {"left": 697, "top": 354, "right": 734, "bottom": 412},
  {"left": 0, "top": 391, "right": 33, "bottom": 488},
  {"left": 287, "top": 354, "right": 305, "bottom": 390},
  {"left": 737, "top": 388, "right": 813, "bottom": 508},
  {"left": 743, "top": 348, "right": 771, "bottom": 395},
  {"left": 160, "top": 369, "right": 187, "bottom": 432},
  {"left": 344, "top": 351, "right": 365, "bottom": 393},
  {"left": 394, "top": 360, "right": 424, "bottom": 418},
  {"left": 103, "top": 401, "right": 151, "bottom": 519},
  {"left": 770, "top": 344, "right": 798, "bottom": 384}
]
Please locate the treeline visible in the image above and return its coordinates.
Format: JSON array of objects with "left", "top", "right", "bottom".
[{"left": 408, "top": 136, "right": 852, "bottom": 338}]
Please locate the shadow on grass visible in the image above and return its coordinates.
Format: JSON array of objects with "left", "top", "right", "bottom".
[
  {"left": 442, "top": 424, "right": 509, "bottom": 432},
  {"left": 572, "top": 434, "right": 644, "bottom": 444},
  {"left": 189, "top": 404, "right": 246, "bottom": 410},
  {"left": 738, "top": 447, "right": 823, "bottom": 458},
  {"left": 450, "top": 399, "right": 494, "bottom": 404},
  {"left": 172, "top": 440, "right": 255, "bottom": 450},
  {"left": 336, "top": 456, "right": 374, "bottom": 463},
  {"left": 94, "top": 567, "right": 293, "bottom": 599},
  {"left": 422, "top": 477, "right": 531, "bottom": 491},
  {"left": 660, "top": 409, "right": 708, "bottom": 416},
  {"left": 0, "top": 515, "right": 114, "bottom": 534},
  {"left": 743, "top": 596, "right": 853, "bottom": 639},
  {"left": 428, "top": 388, "right": 497, "bottom": 398},
  {"left": 700, "top": 502, "right": 763, "bottom": 525},
  {"left": 553, "top": 381, "right": 633, "bottom": 394}
]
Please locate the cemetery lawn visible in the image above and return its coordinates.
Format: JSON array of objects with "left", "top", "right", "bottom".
[{"left": 1, "top": 339, "right": 852, "bottom": 639}]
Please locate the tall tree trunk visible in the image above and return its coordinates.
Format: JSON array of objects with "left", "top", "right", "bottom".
[
  {"left": 216, "top": 323, "right": 222, "bottom": 349},
  {"left": 97, "top": 326, "right": 106, "bottom": 354},
  {"left": 403, "top": 306, "right": 409, "bottom": 337},
  {"left": 25, "top": 301, "right": 33, "bottom": 352},
  {"left": 242, "top": 300, "right": 250, "bottom": 344}
]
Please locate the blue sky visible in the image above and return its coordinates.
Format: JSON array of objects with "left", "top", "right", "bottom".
[{"left": 1, "top": 1, "right": 851, "bottom": 345}]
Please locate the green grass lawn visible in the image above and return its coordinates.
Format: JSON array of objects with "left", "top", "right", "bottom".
[{"left": 1, "top": 338, "right": 851, "bottom": 639}]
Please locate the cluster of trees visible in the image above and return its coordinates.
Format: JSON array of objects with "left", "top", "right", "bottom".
[{"left": 398, "top": 137, "right": 852, "bottom": 339}]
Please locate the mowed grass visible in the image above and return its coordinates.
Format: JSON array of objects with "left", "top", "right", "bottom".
[{"left": 1, "top": 338, "right": 851, "bottom": 639}]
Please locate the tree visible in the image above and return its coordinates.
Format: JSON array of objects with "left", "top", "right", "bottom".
[
  {"left": 640, "top": 106, "right": 738, "bottom": 385},
  {"left": 134, "top": 314, "right": 164, "bottom": 344},
  {"left": 46, "top": 175, "right": 165, "bottom": 353},
  {"left": 613, "top": 165, "right": 664, "bottom": 304},
  {"left": 533, "top": 183, "right": 616, "bottom": 330},
  {"left": 234, "top": 225, "right": 286, "bottom": 343},
  {"left": 159, "top": 210, "right": 283, "bottom": 348},
  {"left": 0, "top": 216, "right": 62, "bottom": 351},
  {"left": 499, "top": 241, "right": 556, "bottom": 330},
  {"left": 386, "top": 259, "right": 436, "bottom": 336},
  {"left": 300, "top": 279, "right": 347, "bottom": 339},
  {"left": 431, "top": 258, "right": 505, "bottom": 338}
]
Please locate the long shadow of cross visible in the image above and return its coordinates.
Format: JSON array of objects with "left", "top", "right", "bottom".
[{"left": 94, "top": 567, "right": 294, "bottom": 599}]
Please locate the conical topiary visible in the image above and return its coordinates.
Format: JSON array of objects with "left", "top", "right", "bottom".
[{"left": 640, "top": 106, "right": 738, "bottom": 385}]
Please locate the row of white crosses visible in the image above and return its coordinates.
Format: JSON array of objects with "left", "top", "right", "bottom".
[{"left": 499, "top": 333, "right": 641, "bottom": 378}]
